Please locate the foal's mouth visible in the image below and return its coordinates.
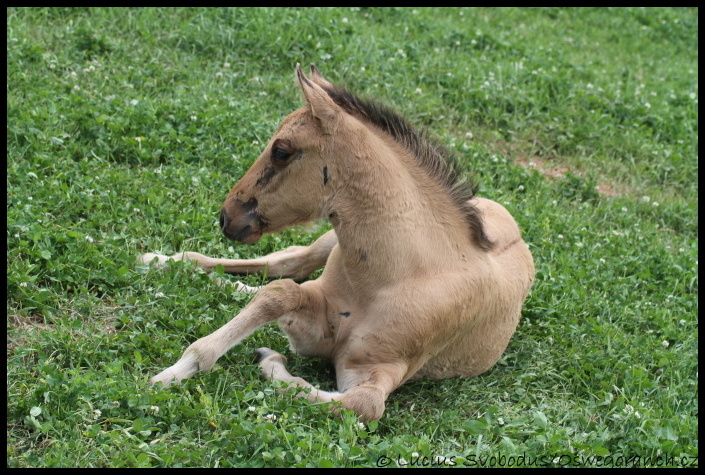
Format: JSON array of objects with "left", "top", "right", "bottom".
[
  {"left": 225, "top": 225, "right": 263, "bottom": 244},
  {"left": 220, "top": 199, "right": 265, "bottom": 244}
]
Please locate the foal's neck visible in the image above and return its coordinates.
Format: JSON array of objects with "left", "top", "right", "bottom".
[{"left": 327, "top": 133, "right": 474, "bottom": 285}]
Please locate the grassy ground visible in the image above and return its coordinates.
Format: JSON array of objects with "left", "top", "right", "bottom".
[{"left": 7, "top": 7, "right": 698, "bottom": 468}]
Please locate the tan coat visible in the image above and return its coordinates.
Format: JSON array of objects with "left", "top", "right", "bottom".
[{"left": 143, "top": 65, "right": 534, "bottom": 421}]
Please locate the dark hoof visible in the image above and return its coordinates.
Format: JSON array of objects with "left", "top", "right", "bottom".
[{"left": 254, "top": 347, "right": 277, "bottom": 363}]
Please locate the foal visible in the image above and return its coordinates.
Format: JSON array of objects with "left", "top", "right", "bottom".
[{"left": 143, "top": 64, "right": 534, "bottom": 421}]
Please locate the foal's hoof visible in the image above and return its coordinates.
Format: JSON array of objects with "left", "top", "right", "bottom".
[
  {"left": 254, "top": 347, "right": 285, "bottom": 364},
  {"left": 137, "top": 253, "right": 169, "bottom": 268}
]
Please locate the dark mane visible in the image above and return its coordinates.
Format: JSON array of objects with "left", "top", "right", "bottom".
[{"left": 321, "top": 84, "right": 494, "bottom": 251}]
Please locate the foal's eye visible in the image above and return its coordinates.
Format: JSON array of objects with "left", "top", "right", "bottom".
[
  {"left": 272, "top": 146, "right": 292, "bottom": 163},
  {"left": 270, "top": 140, "right": 295, "bottom": 166}
]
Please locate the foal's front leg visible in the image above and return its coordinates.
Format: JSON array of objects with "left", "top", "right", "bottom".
[
  {"left": 150, "top": 279, "right": 315, "bottom": 386},
  {"left": 139, "top": 229, "right": 337, "bottom": 282}
]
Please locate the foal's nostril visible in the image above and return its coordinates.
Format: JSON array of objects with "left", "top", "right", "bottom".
[{"left": 220, "top": 208, "right": 228, "bottom": 230}]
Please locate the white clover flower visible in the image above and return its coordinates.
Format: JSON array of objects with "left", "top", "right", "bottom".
[
  {"left": 248, "top": 406, "right": 256, "bottom": 412},
  {"left": 190, "top": 115, "right": 197, "bottom": 121},
  {"left": 155, "top": 292, "right": 165, "bottom": 298},
  {"left": 223, "top": 62, "right": 230, "bottom": 68},
  {"left": 19, "top": 282, "right": 28, "bottom": 287},
  {"left": 661, "top": 340, "right": 669, "bottom": 348},
  {"left": 342, "top": 17, "right": 348, "bottom": 23},
  {"left": 74, "top": 85, "right": 81, "bottom": 91},
  {"left": 130, "top": 99, "right": 139, "bottom": 106},
  {"left": 150, "top": 405, "right": 159, "bottom": 414},
  {"left": 85, "top": 235, "right": 94, "bottom": 243},
  {"left": 415, "top": 88, "right": 422, "bottom": 94},
  {"left": 265, "top": 413, "right": 277, "bottom": 422},
  {"left": 652, "top": 202, "right": 659, "bottom": 207}
]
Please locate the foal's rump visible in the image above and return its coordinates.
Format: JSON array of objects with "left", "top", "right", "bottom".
[
  {"left": 471, "top": 198, "right": 523, "bottom": 252},
  {"left": 409, "top": 197, "right": 535, "bottom": 381},
  {"left": 471, "top": 197, "right": 535, "bottom": 300}
]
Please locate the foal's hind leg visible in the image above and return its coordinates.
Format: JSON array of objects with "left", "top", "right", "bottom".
[
  {"left": 139, "top": 229, "right": 337, "bottom": 282},
  {"left": 255, "top": 348, "right": 408, "bottom": 422}
]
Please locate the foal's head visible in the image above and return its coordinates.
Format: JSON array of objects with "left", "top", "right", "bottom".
[
  {"left": 220, "top": 64, "right": 492, "bottom": 250},
  {"left": 220, "top": 64, "right": 340, "bottom": 243}
]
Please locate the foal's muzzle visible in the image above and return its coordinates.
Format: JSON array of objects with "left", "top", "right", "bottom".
[{"left": 220, "top": 198, "right": 263, "bottom": 244}]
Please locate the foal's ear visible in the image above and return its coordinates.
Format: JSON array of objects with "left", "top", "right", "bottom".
[
  {"left": 309, "top": 63, "right": 334, "bottom": 89},
  {"left": 296, "top": 63, "right": 340, "bottom": 129}
]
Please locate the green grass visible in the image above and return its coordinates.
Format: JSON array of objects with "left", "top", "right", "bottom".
[{"left": 7, "top": 7, "right": 698, "bottom": 468}]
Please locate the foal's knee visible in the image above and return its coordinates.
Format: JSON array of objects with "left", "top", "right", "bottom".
[
  {"left": 251, "top": 279, "right": 301, "bottom": 313},
  {"left": 336, "top": 386, "right": 387, "bottom": 422}
]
